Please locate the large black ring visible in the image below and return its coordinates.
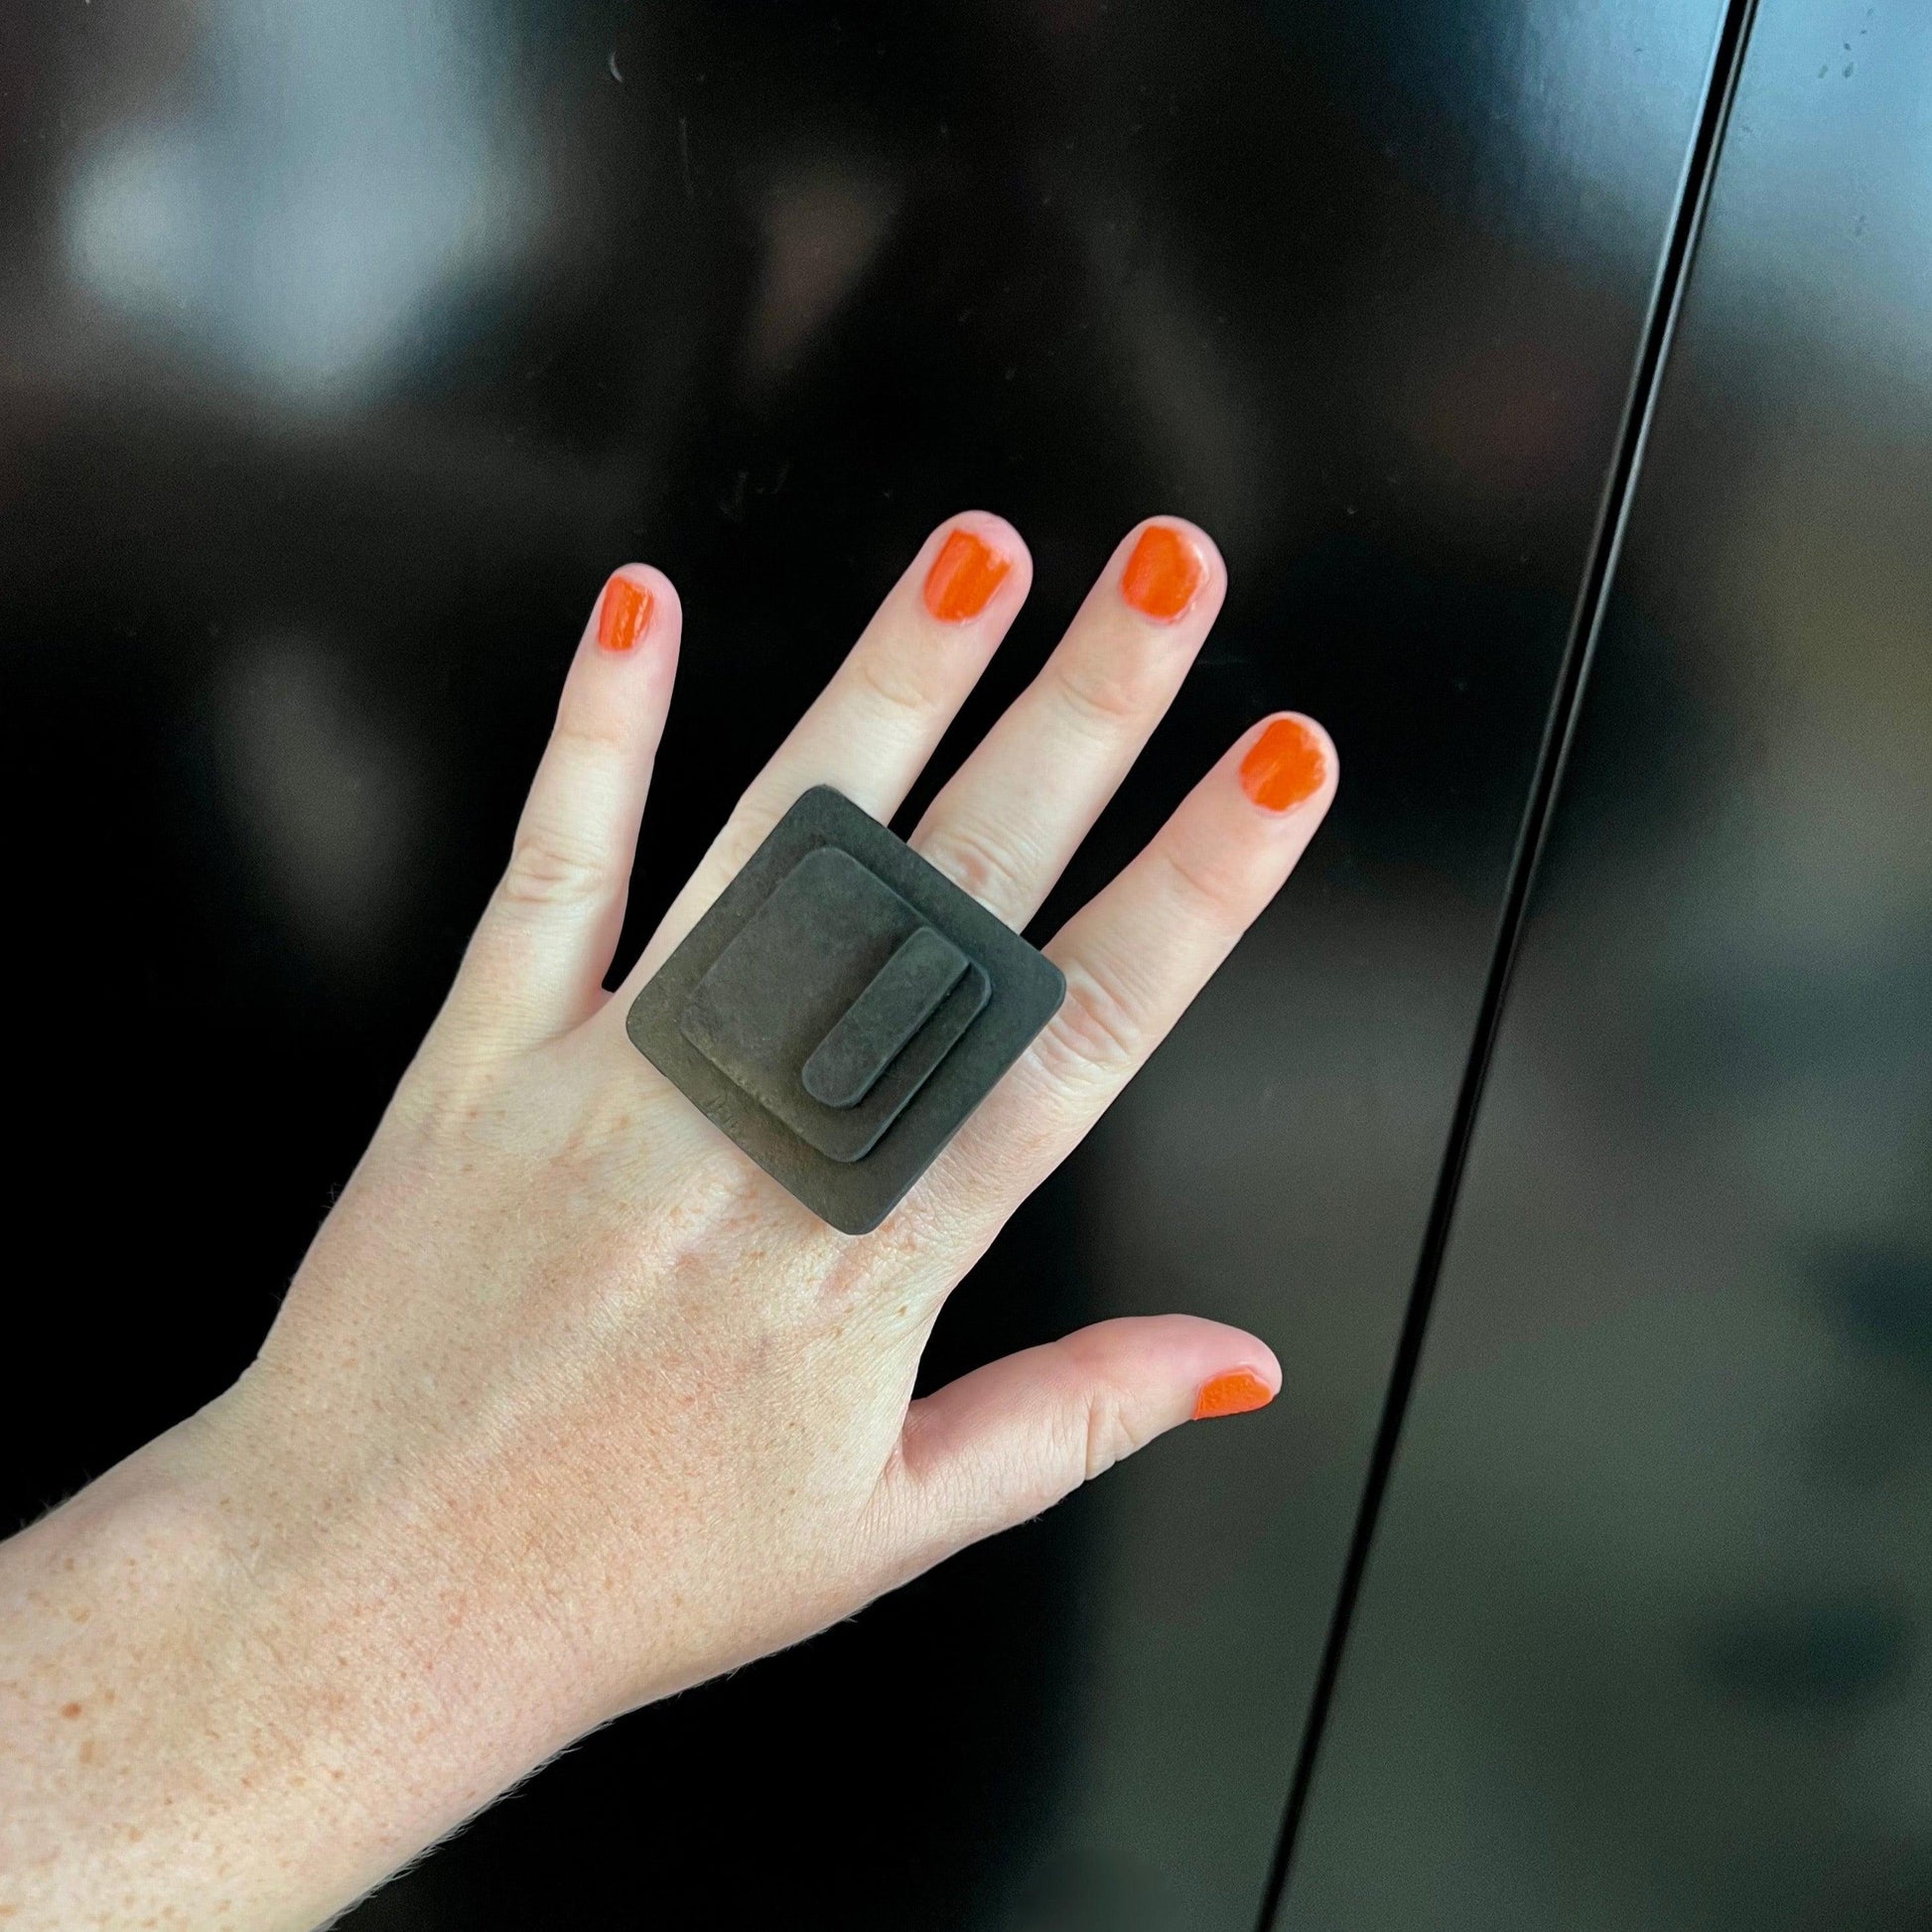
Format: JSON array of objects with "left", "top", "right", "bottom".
[{"left": 626, "top": 786, "right": 1066, "bottom": 1233}]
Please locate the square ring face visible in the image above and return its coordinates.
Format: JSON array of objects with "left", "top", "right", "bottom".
[{"left": 625, "top": 786, "right": 1066, "bottom": 1234}]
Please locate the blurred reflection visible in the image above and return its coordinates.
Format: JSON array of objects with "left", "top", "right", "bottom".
[
  {"left": 1282, "top": 4, "right": 1932, "bottom": 1926},
  {"left": 744, "top": 161, "right": 902, "bottom": 389},
  {"left": 66, "top": 0, "right": 541, "bottom": 402},
  {"left": 218, "top": 636, "right": 419, "bottom": 978}
]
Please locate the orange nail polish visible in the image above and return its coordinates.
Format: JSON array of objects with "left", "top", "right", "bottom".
[
  {"left": 1121, "top": 523, "right": 1205, "bottom": 621},
  {"left": 1193, "top": 1370, "right": 1275, "bottom": 1421},
  {"left": 923, "top": 528, "right": 1012, "bottom": 621},
  {"left": 1238, "top": 717, "right": 1325, "bottom": 812},
  {"left": 598, "top": 575, "right": 653, "bottom": 653}
]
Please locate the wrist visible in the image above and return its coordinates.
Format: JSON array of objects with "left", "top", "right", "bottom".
[
  {"left": 193, "top": 1374, "right": 590, "bottom": 1867},
  {"left": 0, "top": 1397, "right": 567, "bottom": 1931}
]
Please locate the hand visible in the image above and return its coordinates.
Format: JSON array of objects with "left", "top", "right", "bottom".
[{"left": 0, "top": 513, "right": 1335, "bottom": 1930}]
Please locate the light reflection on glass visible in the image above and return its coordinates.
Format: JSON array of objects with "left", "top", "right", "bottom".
[{"left": 65, "top": 0, "right": 544, "bottom": 403}]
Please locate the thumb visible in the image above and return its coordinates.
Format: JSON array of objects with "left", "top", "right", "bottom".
[{"left": 871, "top": 1315, "right": 1279, "bottom": 1579}]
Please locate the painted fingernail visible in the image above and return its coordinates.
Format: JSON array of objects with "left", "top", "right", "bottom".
[
  {"left": 1121, "top": 523, "right": 1206, "bottom": 621},
  {"left": 598, "top": 574, "right": 653, "bottom": 653},
  {"left": 923, "top": 528, "right": 1013, "bottom": 621},
  {"left": 1193, "top": 1370, "right": 1276, "bottom": 1421},
  {"left": 1239, "top": 717, "right": 1326, "bottom": 812}
]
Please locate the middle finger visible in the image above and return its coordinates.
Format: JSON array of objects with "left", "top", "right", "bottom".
[{"left": 909, "top": 517, "right": 1225, "bottom": 928}]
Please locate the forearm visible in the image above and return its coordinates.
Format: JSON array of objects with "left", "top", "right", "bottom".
[{"left": 0, "top": 1402, "right": 556, "bottom": 1932}]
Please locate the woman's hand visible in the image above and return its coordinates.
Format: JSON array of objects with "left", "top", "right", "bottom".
[{"left": 0, "top": 514, "right": 1334, "bottom": 1931}]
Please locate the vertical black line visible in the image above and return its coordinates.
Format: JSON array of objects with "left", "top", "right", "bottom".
[{"left": 1252, "top": 1, "right": 1762, "bottom": 1924}]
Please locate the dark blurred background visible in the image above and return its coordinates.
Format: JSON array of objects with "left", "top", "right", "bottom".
[{"left": 5, "top": 1, "right": 1922, "bottom": 1928}]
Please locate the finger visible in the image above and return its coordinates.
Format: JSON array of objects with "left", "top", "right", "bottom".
[
  {"left": 611, "top": 512, "right": 1031, "bottom": 1001},
  {"left": 871, "top": 1316, "right": 1279, "bottom": 1575},
  {"left": 918, "top": 712, "right": 1338, "bottom": 1219},
  {"left": 439, "top": 566, "right": 680, "bottom": 1052},
  {"left": 909, "top": 517, "right": 1225, "bottom": 926}
]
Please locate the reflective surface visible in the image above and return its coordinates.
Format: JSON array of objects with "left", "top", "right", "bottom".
[
  {"left": 0, "top": 2, "right": 1725, "bottom": 1924},
  {"left": 1280, "top": 2, "right": 1932, "bottom": 1924}
]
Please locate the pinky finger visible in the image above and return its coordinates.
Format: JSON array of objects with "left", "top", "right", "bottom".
[{"left": 436, "top": 567, "right": 681, "bottom": 1054}]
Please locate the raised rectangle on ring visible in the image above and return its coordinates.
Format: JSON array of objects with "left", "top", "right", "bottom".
[{"left": 803, "top": 926, "right": 970, "bottom": 1109}]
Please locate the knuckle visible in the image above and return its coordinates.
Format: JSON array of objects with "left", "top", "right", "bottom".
[
  {"left": 711, "top": 791, "right": 787, "bottom": 877},
  {"left": 498, "top": 821, "right": 618, "bottom": 911},
  {"left": 552, "top": 701, "right": 632, "bottom": 759},
  {"left": 1035, "top": 959, "right": 1145, "bottom": 1083},
  {"left": 921, "top": 815, "right": 1037, "bottom": 918},
  {"left": 850, "top": 637, "right": 945, "bottom": 722},
  {"left": 1080, "top": 1383, "right": 1151, "bottom": 1482},
  {"left": 1052, "top": 652, "right": 1162, "bottom": 733},
  {"left": 1156, "top": 840, "right": 1247, "bottom": 932}
]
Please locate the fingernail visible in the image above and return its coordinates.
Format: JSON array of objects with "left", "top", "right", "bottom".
[
  {"left": 1121, "top": 523, "right": 1206, "bottom": 621},
  {"left": 923, "top": 528, "right": 1013, "bottom": 621},
  {"left": 598, "top": 574, "right": 653, "bottom": 653},
  {"left": 1239, "top": 717, "right": 1326, "bottom": 812},
  {"left": 1193, "top": 1370, "right": 1275, "bottom": 1421}
]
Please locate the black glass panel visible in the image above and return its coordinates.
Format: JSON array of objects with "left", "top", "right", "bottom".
[
  {"left": 0, "top": 1, "right": 1724, "bottom": 1924},
  {"left": 1281, "top": 3, "right": 1932, "bottom": 1925}
]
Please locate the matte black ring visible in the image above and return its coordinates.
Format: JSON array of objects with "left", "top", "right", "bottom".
[{"left": 625, "top": 786, "right": 1066, "bottom": 1233}]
